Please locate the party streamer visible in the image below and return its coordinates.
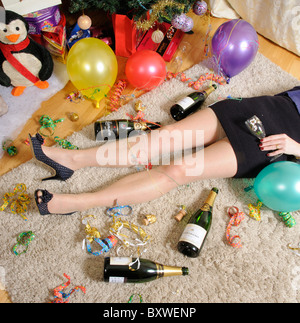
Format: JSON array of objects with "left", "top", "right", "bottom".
[
  {"left": 50, "top": 273, "right": 86, "bottom": 303},
  {"left": 226, "top": 206, "right": 245, "bottom": 248}
]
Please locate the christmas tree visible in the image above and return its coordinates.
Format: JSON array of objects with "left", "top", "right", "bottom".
[{"left": 69, "top": 0, "right": 196, "bottom": 30}]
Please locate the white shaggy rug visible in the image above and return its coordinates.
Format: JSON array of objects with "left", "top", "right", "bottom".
[{"left": 0, "top": 52, "right": 300, "bottom": 304}]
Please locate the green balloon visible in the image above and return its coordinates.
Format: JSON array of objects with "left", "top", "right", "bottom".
[{"left": 254, "top": 161, "right": 300, "bottom": 212}]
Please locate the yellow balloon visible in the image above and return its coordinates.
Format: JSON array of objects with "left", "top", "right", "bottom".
[{"left": 66, "top": 38, "right": 118, "bottom": 108}]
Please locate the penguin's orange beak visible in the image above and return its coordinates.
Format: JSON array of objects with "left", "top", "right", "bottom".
[{"left": 6, "top": 34, "right": 20, "bottom": 43}]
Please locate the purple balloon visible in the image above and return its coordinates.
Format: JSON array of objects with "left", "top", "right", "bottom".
[{"left": 211, "top": 19, "right": 259, "bottom": 81}]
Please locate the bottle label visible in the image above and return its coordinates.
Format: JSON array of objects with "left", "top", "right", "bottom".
[
  {"left": 108, "top": 276, "right": 125, "bottom": 283},
  {"left": 179, "top": 224, "right": 207, "bottom": 249},
  {"left": 176, "top": 97, "right": 195, "bottom": 111},
  {"left": 110, "top": 257, "right": 132, "bottom": 266}
]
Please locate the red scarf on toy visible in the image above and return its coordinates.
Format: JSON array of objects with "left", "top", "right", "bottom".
[{"left": 0, "top": 37, "right": 40, "bottom": 83}]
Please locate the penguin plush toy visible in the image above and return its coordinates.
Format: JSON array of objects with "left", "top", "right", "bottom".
[{"left": 0, "top": 10, "right": 54, "bottom": 96}]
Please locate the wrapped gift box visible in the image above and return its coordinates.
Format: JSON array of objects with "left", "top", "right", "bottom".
[
  {"left": 137, "top": 22, "right": 184, "bottom": 62},
  {"left": 23, "top": 5, "right": 61, "bottom": 35}
]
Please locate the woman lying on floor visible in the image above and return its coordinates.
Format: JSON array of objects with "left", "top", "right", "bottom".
[{"left": 29, "top": 86, "right": 300, "bottom": 215}]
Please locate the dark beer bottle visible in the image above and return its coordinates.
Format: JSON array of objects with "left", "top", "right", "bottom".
[
  {"left": 177, "top": 187, "right": 219, "bottom": 257},
  {"left": 170, "top": 84, "right": 217, "bottom": 121}
]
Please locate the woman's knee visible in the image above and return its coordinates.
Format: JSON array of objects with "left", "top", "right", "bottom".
[{"left": 159, "top": 163, "right": 193, "bottom": 186}]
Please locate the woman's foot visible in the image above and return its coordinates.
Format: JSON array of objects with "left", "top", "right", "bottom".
[
  {"left": 29, "top": 133, "right": 75, "bottom": 181},
  {"left": 41, "top": 145, "right": 78, "bottom": 171},
  {"left": 35, "top": 189, "right": 78, "bottom": 215}
]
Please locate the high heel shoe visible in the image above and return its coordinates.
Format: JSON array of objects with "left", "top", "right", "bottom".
[
  {"left": 29, "top": 133, "right": 74, "bottom": 181},
  {"left": 34, "top": 189, "right": 75, "bottom": 216}
]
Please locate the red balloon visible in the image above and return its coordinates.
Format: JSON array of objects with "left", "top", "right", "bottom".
[{"left": 125, "top": 50, "right": 167, "bottom": 90}]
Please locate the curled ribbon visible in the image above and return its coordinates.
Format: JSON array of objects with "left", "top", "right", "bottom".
[
  {"left": 226, "top": 206, "right": 245, "bottom": 249},
  {"left": 82, "top": 215, "right": 117, "bottom": 256},
  {"left": 54, "top": 136, "right": 79, "bottom": 150},
  {"left": 278, "top": 212, "right": 296, "bottom": 228},
  {"left": 109, "top": 217, "right": 151, "bottom": 249},
  {"left": 108, "top": 79, "right": 127, "bottom": 112},
  {"left": 288, "top": 243, "right": 300, "bottom": 256},
  {"left": 85, "top": 236, "right": 118, "bottom": 256},
  {"left": 109, "top": 216, "right": 151, "bottom": 269},
  {"left": 166, "top": 71, "right": 226, "bottom": 90},
  {"left": 128, "top": 293, "right": 143, "bottom": 303},
  {"left": 82, "top": 215, "right": 101, "bottom": 243},
  {"left": 248, "top": 200, "right": 263, "bottom": 221},
  {"left": 0, "top": 183, "right": 30, "bottom": 221},
  {"left": 13, "top": 231, "right": 35, "bottom": 255},
  {"left": 39, "top": 115, "right": 64, "bottom": 137},
  {"left": 106, "top": 204, "right": 133, "bottom": 217},
  {"left": 50, "top": 273, "right": 86, "bottom": 303}
]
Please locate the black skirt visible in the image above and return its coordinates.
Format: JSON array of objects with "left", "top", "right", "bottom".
[{"left": 210, "top": 95, "right": 300, "bottom": 178}]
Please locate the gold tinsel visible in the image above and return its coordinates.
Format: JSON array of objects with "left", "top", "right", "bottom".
[{"left": 135, "top": 0, "right": 185, "bottom": 31}]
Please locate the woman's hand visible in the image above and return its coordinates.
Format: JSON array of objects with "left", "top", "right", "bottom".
[{"left": 260, "top": 134, "right": 300, "bottom": 158}]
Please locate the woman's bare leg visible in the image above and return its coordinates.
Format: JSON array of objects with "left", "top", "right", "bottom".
[
  {"left": 39, "top": 108, "right": 225, "bottom": 171},
  {"left": 39, "top": 137, "right": 237, "bottom": 214}
]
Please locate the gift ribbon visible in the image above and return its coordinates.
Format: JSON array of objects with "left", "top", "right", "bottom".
[
  {"left": 54, "top": 136, "right": 79, "bottom": 150},
  {"left": 108, "top": 79, "right": 127, "bottom": 112},
  {"left": 278, "top": 212, "right": 296, "bottom": 228},
  {"left": 13, "top": 231, "right": 35, "bottom": 256},
  {"left": 2, "top": 139, "right": 18, "bottom": 156},
  {"left": 39, "top": 115, "right": 64, "bottom": 137},
  {"left": 128, "top": 293, "right": 143, "bottom": 303},
  {"left": 82, "top": 215, "right": 118, "bottom": 256},
  {"left": 0, "top": 183, "right": 30, "bottom": 221},
  {"left": 226, "top": 206, "right": 245, "bottom": 248},
  {"left": 288, "top": 243, "right": 300, "bottom": 256},
  {"left": 50, "top": 273, "right": 86, "bottom": 303},
  {"left": 106, "top": 204, "right": 133, "bottom": 217},
  {"left": 83, "top": 216, "right": 101, "bottom": 243},
  {"left": 109, "top": 217, "right": 151, "bottom": 269},
  {"left": 248, "top": 200, "right": 263, "bottom": 221},
  {"left": 166, "top": 71, "right": 226, "bottom": 90},
  {"left": 85, "top": 236, "right": 118, "bottom": 256}
]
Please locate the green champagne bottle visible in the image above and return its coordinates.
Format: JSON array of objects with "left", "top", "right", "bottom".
[
  {"left": 170, "top": 84, "right": 217, "bottom": 121},
  {"left": 103, "top": 257, "right": 189, "bottom": 283},
  {"left": 177, "top": 187, "right": 219, "bottom": 258},
  {"left": 94, "top": 119, "right": 160, "bottom": 141}
]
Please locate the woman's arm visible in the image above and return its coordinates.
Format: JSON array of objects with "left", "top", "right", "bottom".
[{"left": 260, "top": 134, "right": 300, "bottom": 158}]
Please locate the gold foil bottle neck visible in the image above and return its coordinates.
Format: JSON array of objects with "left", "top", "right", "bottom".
[{"left": 200, "top": 188, "right": 218, "bottom": 210}]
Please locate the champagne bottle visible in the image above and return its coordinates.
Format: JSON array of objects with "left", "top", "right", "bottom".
[
  {"left": 177, "top": 187, "right": 218, "bottom": 258},
  {"left": 170, "top": 84, "right": 217, "bottom": 121},
  {"left": 103, "top": 257, "right": 189, "bottom": 283},
  {"left": 94, "top": 119, "right": 161, "bottom": 141}
]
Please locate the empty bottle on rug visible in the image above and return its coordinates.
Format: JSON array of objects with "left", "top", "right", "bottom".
[
  {"left": 103, "top": 257, "right": 188, "bottom": 283},
  {"left": 177, "top": 187, "right": 218, "bottom": 258},
  {"left": 170, "top": 84, "right": 217, "bottom": 121},
  {"left": 94, "top": 119, "right": 161, "bottom": 141}
]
